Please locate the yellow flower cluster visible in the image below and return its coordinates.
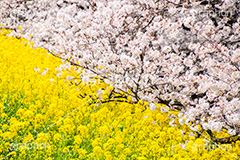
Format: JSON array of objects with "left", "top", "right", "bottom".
[{"left": 0, "top": 28, "right": 239, "bottom": 160}]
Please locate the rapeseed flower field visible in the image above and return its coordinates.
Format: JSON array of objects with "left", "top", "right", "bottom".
[{"left": 0, "top": 28, "right": 239, "bottom": 159}]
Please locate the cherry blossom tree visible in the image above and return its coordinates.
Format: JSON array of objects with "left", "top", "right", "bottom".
[{"left": 1, "top": 0, "right": 240, "bottom": 143}]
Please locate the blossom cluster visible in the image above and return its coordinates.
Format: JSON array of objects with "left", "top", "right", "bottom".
[
  {"left": 0, "top": 28, "right": 239, "bottom": 159},
  {"left": 0, "top": 0, "right": 240, "bottom": 138}
]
